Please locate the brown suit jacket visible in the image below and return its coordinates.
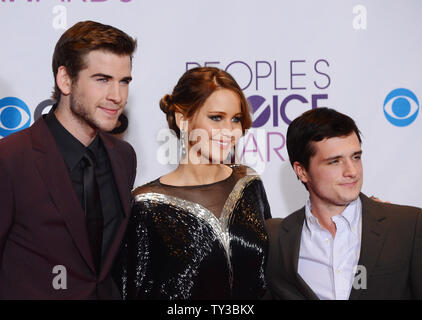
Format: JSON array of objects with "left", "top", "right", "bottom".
[
  {"left": 265, "top": 193, "right": 422, "bottom": 300},
  {"left": 0, "top": 117, "right": 137, "bottom": 299}
]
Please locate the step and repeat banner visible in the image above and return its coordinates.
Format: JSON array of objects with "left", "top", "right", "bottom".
[{"left": 1, "top": 0, "right": 421, "bottom": 217}]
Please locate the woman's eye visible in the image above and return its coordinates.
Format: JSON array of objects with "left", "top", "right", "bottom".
[
  {"left": 209, "top": 115, "right": 222, "bottom": 121},
  {"left": 232, "top": 117, "right": 242, "bottom": 123}
]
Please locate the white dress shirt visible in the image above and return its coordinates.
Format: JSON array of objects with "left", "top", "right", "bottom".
[{"left": 298, "top": 198, "right": 362, "bottom": 300}]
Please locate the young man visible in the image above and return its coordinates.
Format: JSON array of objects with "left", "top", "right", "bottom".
[
  {"left": 0, "top": 21, "right": 137, "bottom": 299},
  {"left": 265, "top": 108, "right": 422, "bottom": 300}
]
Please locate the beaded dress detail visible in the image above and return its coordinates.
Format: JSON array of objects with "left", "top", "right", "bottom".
[{"left": 117, "top": 165, "right": 271, "bottom": 299}]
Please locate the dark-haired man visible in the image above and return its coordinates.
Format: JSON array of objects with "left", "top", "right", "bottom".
[
  {"left": 0, "top": 21, "right": 137, "bottom": 299},
  {"left": 265, "top": 107, "right": 422, "bottom": 300}
]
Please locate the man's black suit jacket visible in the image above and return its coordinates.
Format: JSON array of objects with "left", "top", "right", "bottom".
[
  {"left": 265, "top": 193, "right": 422, "bottom": 300},
  {"left": 0, "top": 116, "right": 137, "bottom": 299}
]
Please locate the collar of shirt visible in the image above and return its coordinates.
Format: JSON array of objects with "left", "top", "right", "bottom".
[
  {"left": 304, "top": 197, "right": 362, "bottom": 238},
  {"left": 44, "top": 106, "right": 101, "bottom": 171}
]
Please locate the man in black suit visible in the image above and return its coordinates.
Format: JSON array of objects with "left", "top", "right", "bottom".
[
  {"left": 0, "top": 21, "right": 137, "bottom": 299},
  {"left": 265, "top": 108, "right": 422, "bottom": 300}
]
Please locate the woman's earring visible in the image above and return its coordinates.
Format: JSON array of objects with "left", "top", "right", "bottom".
[
  {"left": 230, "top": 145, "right": 238, "bottom": 164},
  {"left": 180, "top": 130, "right": 187, "bottom": 158}
]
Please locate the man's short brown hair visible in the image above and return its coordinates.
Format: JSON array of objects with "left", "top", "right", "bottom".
[{"left": 51, "top": 20, "right": 137, "bottom": 103}]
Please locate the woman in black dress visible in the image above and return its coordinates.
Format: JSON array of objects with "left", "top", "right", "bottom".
[{"left": 118, "top": 67, "right": 271, "bottom": 299}]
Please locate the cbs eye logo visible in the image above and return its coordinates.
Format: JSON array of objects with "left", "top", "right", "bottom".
[
  {"left": 383, "top": 88, "right": 419, "bottom": 127},
  {"left": 0, "top": 97, "right": 31, "bottom": 139}
]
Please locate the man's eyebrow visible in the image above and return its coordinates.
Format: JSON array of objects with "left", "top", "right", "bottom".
[
  {"left": 121, "top": 76, "right": 133, "bottom": 82},
  {"left": 91, "top": 73, "right": 112, "bottom": 79},
  {"left": 323, "top": 150, "right": 362, "bottom": 161},
  {"left": 91, "top": 74, "right": 132, "bottom": 82},
  {"left": 323, "top": 155, "right": 342, "bottom": 162}
]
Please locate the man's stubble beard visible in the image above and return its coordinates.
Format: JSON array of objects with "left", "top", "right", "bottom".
[{"left": 69, "top": 93, "right": 104, "bottom": 132}]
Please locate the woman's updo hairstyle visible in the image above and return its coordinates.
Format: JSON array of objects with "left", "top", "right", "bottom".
[{"left": 159, "top": 67, "right": 252, "bottom": 138}]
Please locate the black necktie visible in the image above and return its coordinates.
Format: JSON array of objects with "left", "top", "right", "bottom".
[{"left": 82, "top": 149, "right": 103, "bottom": 274}]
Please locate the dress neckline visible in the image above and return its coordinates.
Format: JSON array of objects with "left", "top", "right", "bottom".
[{"left": 157, "top": 167, "right": 234, "bottom": 189}]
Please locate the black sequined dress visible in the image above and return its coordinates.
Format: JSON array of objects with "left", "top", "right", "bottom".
[{"left": 118, "top": 165, "right": 271, "bottom": 300}]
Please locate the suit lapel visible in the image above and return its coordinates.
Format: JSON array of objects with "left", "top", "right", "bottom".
[
  {"left": 98, "top": 132, "right": 132, "bottom": 280},
  {"left": 30, "top": 118, "right": 95, "bottom": 272},
  {"left": 349, "top": 193, "right": 389, "bottom": 300},
  {"left": 279, "top": 209, "right": 319, "bottom": 300}
]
